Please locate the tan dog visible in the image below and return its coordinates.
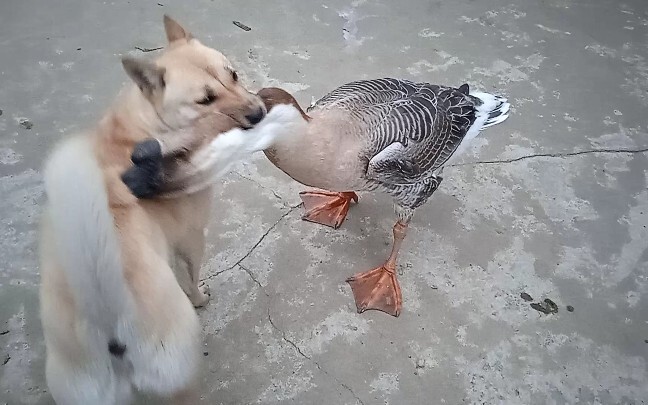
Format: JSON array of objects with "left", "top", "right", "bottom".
[{"left": 38, "top": 15, "right": 297, "bottom": 404}]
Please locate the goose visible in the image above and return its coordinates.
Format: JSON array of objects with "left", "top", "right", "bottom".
[{"left": 126, "top": 78, "right": 510, "bottom": 317}]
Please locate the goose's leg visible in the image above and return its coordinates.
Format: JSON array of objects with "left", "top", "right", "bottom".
[
  {"left": 299, "top": 190, "right": 359, "bottom": 229},
  {"left": 346, "top": 219, "right": 408, "bottom": 317}
]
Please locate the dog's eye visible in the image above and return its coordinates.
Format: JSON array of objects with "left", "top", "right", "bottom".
[
  {"left": 197, "top": 91, "right": 217, "bottom": 105},
  {"left": 231, "top": 70, "right": 238, "bottom": 82}
]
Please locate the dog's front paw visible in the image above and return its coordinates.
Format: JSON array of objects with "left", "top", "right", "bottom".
[
  {"left": 122, "top": 139, "right": 164, "bottom": 199},
  {"left": 132, "top": 139, "right": 162, "bottom": 164},
  {"left": 121, "top": 164, "right": 162, "bottom": 199},
  {"left": 191, "top": 282, "right": 211, "bottom": 308}
]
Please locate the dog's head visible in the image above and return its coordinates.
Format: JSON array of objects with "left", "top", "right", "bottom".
[
  {"left": 121, "top": 15, "right": 266, "bottom": 140},
  {"left": 121, "top": 15, "right": 270, "bottom": 198}
]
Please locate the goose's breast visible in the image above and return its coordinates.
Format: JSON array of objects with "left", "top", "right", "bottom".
[{"left": 269, "top": 116, "right": 370, "bottom": 191}]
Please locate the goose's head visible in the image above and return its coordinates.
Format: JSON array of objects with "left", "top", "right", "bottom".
[{"left": 258, "top": 87, "right": 311, "bottom": 122}]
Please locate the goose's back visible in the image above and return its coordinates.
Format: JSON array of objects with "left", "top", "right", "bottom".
[{"left": 310, "top": 78, "right": 479, "bottom": 177}]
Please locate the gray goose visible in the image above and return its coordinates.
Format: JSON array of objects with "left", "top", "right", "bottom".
[
  {"left": 256, "top": 78, "right": 509, "bottom": 316},
  {"left": 126, "top": 78, "right": 510, "bottom": 317}
]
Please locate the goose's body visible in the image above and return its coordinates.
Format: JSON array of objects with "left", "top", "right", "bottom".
[
  {"left": 264, "top": 78, "right": 508, "bottom": 213},
  {"left": 257, "top": 78, "right": 510, "bottom": 316}
]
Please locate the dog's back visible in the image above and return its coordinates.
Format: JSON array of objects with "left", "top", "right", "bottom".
[{"left": 44, "top": 135, "right": 133, "bottom": 341}]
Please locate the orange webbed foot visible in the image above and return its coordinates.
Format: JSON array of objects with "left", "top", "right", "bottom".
[
  {"left": 346, "top": 264, "right": 402, "bottom": 317},
  {"left": 299, "top": 190, "right": 358, "bottom": 229}
]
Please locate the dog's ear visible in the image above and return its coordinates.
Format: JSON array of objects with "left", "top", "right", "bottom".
[
  {"left": 121, "top": 56, "right": 166, "bottom": 96},
  {"left": 163, "top": 14, "right": 193, "bottom": 43}
]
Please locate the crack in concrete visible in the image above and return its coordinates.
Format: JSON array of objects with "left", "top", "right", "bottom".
[
  {"left": 236, "top": 268, "right": 364, "bottom": 403},
  {"left": 266, "top": 306, "right": 366, "bottom": 405},
  {"left": 267, "top": 307, "right": 312, "bottom": 361},
  {"left": 239, "top": 267, "right": 366, "bottom": 402},
  {"left": 200, "top": 266, "right": 231, "bottom": 281},
  {"left": 453, "top": 147, "right": 648, "bottom": 167},
  {"left": 134, "top": 46, "right": 163, "bottom": 52},
  {"left": 239, "top": 263, "right": 266, "bottom": 294},
  {"left": 201, "top": 204, "right": 299, "bottom": 282},
  {"left": 234, "top": 171, "right": 291, "bottom": 207},
  {"left": 225, "top": 205, "right": 299, "bottom": 271}
]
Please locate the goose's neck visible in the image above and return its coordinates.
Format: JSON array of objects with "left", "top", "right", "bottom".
[{"left": 264, "top": 114, "right": 311, "bottom": 162}]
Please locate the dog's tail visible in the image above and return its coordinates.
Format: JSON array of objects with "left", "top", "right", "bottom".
[{"left": 44, "top": 136, "right": 132, "bottom": 338}]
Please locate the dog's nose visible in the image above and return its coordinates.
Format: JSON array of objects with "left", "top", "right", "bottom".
[{"left": 245, "top": 107, "right": 266, "bottom": 126}]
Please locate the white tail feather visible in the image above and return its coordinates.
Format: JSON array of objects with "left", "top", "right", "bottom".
[
  {"left": 470, "top": 91, "right": 511, "bottom": 129},
  {"left": 44, "top": 136, "right": 132, "bottom": 336},
  {"left": 442, "top": 91, "right": 510, "bottom": 167},
  {"left": 460, "top": 91, "right": 510, "bottom": 143}
]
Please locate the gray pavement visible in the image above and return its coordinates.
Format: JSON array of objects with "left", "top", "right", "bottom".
[{"left": 1, "top": 0, "right": 647, "bottom": 403}]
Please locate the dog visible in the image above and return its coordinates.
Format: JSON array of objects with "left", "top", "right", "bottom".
[{"left": 39, "top": 15, "right": 298, "bottom": 404}]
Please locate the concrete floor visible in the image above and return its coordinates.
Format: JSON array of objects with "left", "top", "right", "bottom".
[{"left": 1, "top": 0, "right": 648, "bottom": 403}]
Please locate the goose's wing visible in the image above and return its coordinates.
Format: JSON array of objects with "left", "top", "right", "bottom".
[
  {"left": 309, "top": 78, "right": 418, "bottom": 113},
  {"left": 361, "top": 80, "right": 478, "bottom": 185}
]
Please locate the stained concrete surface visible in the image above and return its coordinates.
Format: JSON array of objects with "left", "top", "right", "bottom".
[{"left": 1, "top": 0, "right": 648, "bottom": 403}]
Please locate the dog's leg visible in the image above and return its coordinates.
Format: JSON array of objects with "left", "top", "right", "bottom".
[{"left": 176, "top": 228, "right": 210, "bottom": 307}]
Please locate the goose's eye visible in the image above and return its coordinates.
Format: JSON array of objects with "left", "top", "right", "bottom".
[
  {"left": 231, "top": 70, "right": 238, "bottom": 82},
  {"left": 197, "top": 90, "right": 217, "bottom": 105}
]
